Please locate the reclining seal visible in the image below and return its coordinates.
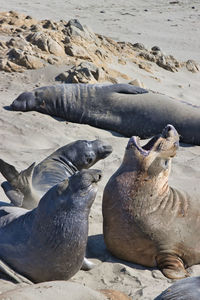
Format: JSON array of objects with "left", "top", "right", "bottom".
[
  {"left": 10, "top": 83, "right": 200, "bottom": 145},
  {"left": 0, "top": 169, "right": 101, "bottom": 283},
  {"left": 0, "top": 139, "right": 112, "bottom": 209},
  {"left": 103, "top": 124, "right": 200, "bottom": 279}
]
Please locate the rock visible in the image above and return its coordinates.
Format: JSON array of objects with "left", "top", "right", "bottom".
[
  {"left": 138, "top": 51, "right": 156, "bottom": 62},
  {"left": 129, "top": 79, "right": 145, "bottom": 88},
  {"left": 27, "top": 32, "right": 65, "bottom": 56},
  {"left": 132, "top": 43, "right": 148, "bottom": 51},
  {"left": 0, "top": 41, "right": 7, "bottom": 50},
  {"left": 118, "top": 58, "right": 126, "bottom": 65},
  {"left": 95, "top": 49, "right": 108, "bottom": 60},
  {"left": 65, "top": 43, "right": 91, "bottom": 60},
  {"left": 138, "top": 61, "right": 152, "bottom": 72},
  {"left": 7, "top": 48, "right": 44, "bottom": 69},
  {"left": 17, "top": 54, "right": 44, "bottom": 69},
  {"left": 41, "top": 19, "right": 57, "bottom": 30},
  {"left": 156, "top": 55, "right": 179, "bottom": 72},
  {"left": 151, "top": 46, "right": 161, "bottom": 52},
  {"left": 6, "top": 36, "right": 31, "bottom": 51},
  {"left": 56, "top": 61, "right": 103, "bottom": 83},
  {"left": 64, "top": 19, "right": 98, "bottom": 43},
  {"left": 0, "top": 57, "right": 24, "bottom": 72},
  {"left": 186, "top": 59, "right": 199, "bottom": 73}
]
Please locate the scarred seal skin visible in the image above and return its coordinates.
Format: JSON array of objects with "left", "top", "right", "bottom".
[
  {"left": 103, "top": 124, "right": 200, "bottom": 279},
  {"left": 154, "top": 276, "right": 200, "bottom": 300},
  {"left": 10, "top": 83, "right": 200, "bottom": 145},
  {"left": 0, "top": 169, "right": 101, "bottom": 283},
  {"left": 0, "top": 139, "right": 112, "bottom": 209}
]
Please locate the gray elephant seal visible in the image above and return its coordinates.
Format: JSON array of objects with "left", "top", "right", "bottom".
[
  {"left": 155, "top": 276, "right": 200, "bottom": 300},
  {"left": 103, "top": 124, "right": 200, "bottom": 279},
  {"left": 10, "top": 83, "right": 200, "bottom": 145},
  {"left": 0, "top": 139, "right": 112, "bottom": 209},
  {"left": 0, "top": 169, "right": 101, "bottom": 283}
]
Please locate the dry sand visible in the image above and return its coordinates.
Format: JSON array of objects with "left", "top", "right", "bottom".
[{"left": 0, "top": 1, "right": 200, "bottom": 299}]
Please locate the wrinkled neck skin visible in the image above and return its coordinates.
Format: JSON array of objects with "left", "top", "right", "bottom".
[
  {"left": 118, "top": 151, "right": 172, "bottom": 216},
  {"left": 34, "top": 84, "right": 85, "bottom": 121}
]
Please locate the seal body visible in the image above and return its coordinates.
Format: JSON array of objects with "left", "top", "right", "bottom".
[
  {"left": 11, "top": 83, "right": 200, "bottom": 145},
  {"left": 0, "top": 169, "right": 101, "bottom": 283},
  {"left": 155, "top": 276, "right": 200, "bottom": 299},
  {"left": 0, "top": 139, "right": 112, "bottom": 209},
  {"left": 103, "top": 124, "right": 200, "bottom": 279}
]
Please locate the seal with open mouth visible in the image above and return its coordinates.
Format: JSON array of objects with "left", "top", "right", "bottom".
[{"left": 103, "top": 124, "right": 200, "bottom": 279}]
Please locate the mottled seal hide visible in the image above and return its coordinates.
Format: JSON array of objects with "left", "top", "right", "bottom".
[
  {"left": 103, "top": 124, "right": 200, "bottom": 279},
  {"left": 0, "top": 169, "right": 101, "bottom": 283},
  {"left": 11, "top": 83, "right": 200, "bottom": 145},
  {"left": 0, "top": 139, "right": 112, "bottom": 209},
  {"left": 155, "top": 276, "right": 200, "bottom": 300}
]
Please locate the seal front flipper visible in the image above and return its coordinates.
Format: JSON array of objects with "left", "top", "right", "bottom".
[
  {"left": 81, "top": 257, "right": 95, "bottom": 271},
  {"left": 156, "top": 252, "right": 190, "bottom": 279},
  {"left": 1, "top": 181, "right": 24, "bottom": 207},
  {"left": 111, "top": 83, "right": 148, "bottom": 95}
]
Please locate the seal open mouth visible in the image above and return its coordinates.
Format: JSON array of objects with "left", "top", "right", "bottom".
[{"left": 127, "top": 124, "right": 179, "bottom": 156}]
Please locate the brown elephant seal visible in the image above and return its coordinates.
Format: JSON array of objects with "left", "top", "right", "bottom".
[
  {"left": 0, "top": 139, "right": 112, "bottom": 209},
  {"left": 155, "top": 276, "right": 200, "bottom": 299},
  {"left": 103, "top": 124, "right": 200, "bottom": 279},
  {"left": 10, "top": 83, "right": 200, "bottom": 145},
  {"left": 0, "top": 169, "right": 101, "bottom": 283}
]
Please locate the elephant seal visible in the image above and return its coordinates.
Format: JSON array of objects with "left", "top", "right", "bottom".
[
  {"left": 0, "top": 281, "right": 131, "bottom": 300},
  {"left": 10, "top": 83, "right": 200, "bottom": 145},
  {"left": 0, "top": 139, "right": 112, "bottom": 209},
  {"left": 0, "top": 169, "right": 101, "bottom": 283},
  {"left": 155, "top": 276, "right": 200, "bottom": 300},
  {"left": 103, "top": 124, "right": 200, "bottom": 279}
]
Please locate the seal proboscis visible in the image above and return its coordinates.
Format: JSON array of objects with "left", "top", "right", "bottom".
[{"left": 103, "top": 124, "right": 200, "bottom": 279}]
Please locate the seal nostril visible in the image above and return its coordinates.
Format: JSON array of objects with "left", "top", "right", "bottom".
[{"left": 165, "top": 124, "right": 173, "bottom": 133}]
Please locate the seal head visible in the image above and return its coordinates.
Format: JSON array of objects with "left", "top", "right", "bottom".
[
  {"left": 124, "top": 124, "right": 179, "bottom": 175},
  {"left": 11, "top": 92, "right": 38, "bottom": 111}
]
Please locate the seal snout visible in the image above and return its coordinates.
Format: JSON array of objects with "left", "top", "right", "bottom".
[
  {"left": 127, "top": 136, "right": 149, "bottom": 156},
  {"left": 162, "top": 124, "right": 178, "bottom": 139},
  {"left": 95, "top": 140, "right": 113, "bottom": 158}
]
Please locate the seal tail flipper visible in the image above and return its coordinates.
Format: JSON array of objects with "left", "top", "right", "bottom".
[
  {"left": 0, "top": 159, "right": 19, "bottom": 182},
  {"left": 1, "top": 181, "right": 24, "bottom": 207},
  {"left": 0, "top": 161, "right": 35, "bottom": 207},
  {"left": 156, "top": 253, "right": 190, "bottom": 279}
]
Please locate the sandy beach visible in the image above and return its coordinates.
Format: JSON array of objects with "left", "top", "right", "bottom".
[{"left": 0, "top": 1, "right": 200, "bottom": 299}]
